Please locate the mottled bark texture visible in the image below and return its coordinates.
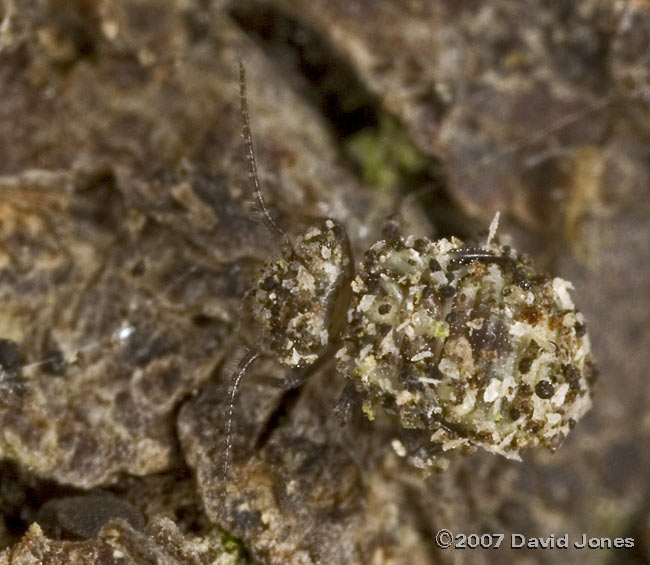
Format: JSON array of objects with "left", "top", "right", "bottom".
[{"left": 0, "top": 0, "right": 648, "bottom": 563}]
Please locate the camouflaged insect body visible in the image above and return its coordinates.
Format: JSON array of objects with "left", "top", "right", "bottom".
[
  {"left": 336, "top": 233, "right": 593, "bottom": 461},
  {"left": 253, "top": 219, "right": 353, "bottom": 368}
]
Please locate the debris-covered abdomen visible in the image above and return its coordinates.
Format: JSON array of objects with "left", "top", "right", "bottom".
[
  {"left": 336, "top": 234, "right": 594, "bottom": 461},
  {"left": 253, "top": 219, "right": 352, "bottom": 368}
]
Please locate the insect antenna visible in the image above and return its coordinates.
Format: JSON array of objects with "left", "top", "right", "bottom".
[
  {"left": 239, "top": 59, "right": 285, "bottom": 239},
  {"left": 221, "top": 347, "right": 260, "bottom": 505}
]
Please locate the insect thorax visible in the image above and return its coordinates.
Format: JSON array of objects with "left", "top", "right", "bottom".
[{"left": 252, "top": 218, "right": 352, "bottom": 368}]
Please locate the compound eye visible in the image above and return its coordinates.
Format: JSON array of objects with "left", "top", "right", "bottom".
[{"left": 253, "top": 219, "right": 353, "bottom": 368}]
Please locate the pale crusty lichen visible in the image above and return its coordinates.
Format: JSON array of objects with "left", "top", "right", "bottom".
[{"left": 336, "top": 227, "right": 594, "bottom": 464}]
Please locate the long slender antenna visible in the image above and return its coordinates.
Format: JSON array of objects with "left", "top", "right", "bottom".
[
  {"left": 222, "top": 348, "right": 261, "bottom": 503},
  {"left": 239, "top": 59, "right": 285, "bottom": 238}
]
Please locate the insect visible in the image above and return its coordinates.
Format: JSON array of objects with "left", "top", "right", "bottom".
[{"left": 223, "top": 60, "right": 595, "bottom": 483}]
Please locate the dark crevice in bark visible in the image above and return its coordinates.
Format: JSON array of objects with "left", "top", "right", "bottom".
[{"left": 228, "top": 0, "right": 474, "bottom": 239}]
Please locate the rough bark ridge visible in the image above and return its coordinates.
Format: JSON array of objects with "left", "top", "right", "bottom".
[{"left": 0, "top": 1, "right": 648, "bottom": 563}]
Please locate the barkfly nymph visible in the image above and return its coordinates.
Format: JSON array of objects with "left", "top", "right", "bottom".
[{"left": 224, "top": 60, "right": 595, "bottom": 483}]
